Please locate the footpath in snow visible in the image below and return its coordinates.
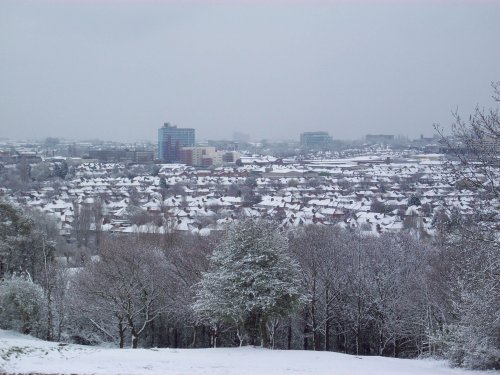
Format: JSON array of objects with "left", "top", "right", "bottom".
[{"left": 0, "top": 330, "right": 495, "bottom": 375}]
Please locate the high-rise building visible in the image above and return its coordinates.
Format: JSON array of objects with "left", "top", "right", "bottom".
[
  {"left": 158, "top": 123, "right": 195, "bottom": 162},
  {"left": 300, "top": 131, "right": 333, "bottom": 148}
]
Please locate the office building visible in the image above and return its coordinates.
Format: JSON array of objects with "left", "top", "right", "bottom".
[
  {"left": 300, "top": 131, "right": 333, "bottom": 148},
  {"left": 181, "top": 147, "right": 216, "bottom": 166},
  {"left": 181, "top": 146, "right": 241, "bottom": 167},
  {"left": 158, "top": 123, "right": 195, "bottom": 162}
]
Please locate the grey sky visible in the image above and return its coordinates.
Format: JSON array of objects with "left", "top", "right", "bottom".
[{"left": 1, "top": 1, "right": 499, "bottom": 143}]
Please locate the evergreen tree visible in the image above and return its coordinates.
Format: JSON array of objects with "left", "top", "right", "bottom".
[
  {"left": 0, "top": 201, "right": 56, "bottom": 282},
  {"left": 193, "top": 219, "right": 305, "bottom": 347},
  {"left": 0, "top": 276, "right": 45, "bottom": 335},
  {"left": 54, "top": 161, "right": 68, "bottom": 180}
]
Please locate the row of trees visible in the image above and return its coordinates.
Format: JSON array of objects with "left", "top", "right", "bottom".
[{"left": 0, "top": 209, "right": 498, "bottom": 369}]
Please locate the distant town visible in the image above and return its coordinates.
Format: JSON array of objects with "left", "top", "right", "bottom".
[{"left": 0, "top": 122, "right": 483, "bottom": 239}]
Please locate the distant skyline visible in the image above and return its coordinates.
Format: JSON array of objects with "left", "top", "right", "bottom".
[{"left": 1, "top": 1, "right": 499, "bottom": 143}]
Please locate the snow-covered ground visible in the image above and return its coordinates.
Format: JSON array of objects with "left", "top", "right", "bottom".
[{"left": 0, "top": 330, "right": 494, "bottom": 375}]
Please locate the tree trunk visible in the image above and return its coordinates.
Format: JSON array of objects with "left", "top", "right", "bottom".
[
  {"left": 165, "top": 323, "right": 170, "bottom": 347},
  {"left": 191, "top": 326, "right": 197, "bottom": 348},
  {"left": 394, "top": 337, "right": 400, "bottom": 358},
  {"left": 46, "top": 287, "right": 53, "bottom": 341},
  {"left": 56, "top": 316, "right": 64, "bottom": 342},
  {"left": 132, "top": 334, "right": 138, "bottom": 349},
  {"left": 311, "top": 299, "right": 318, "bottom": 350},
  {"left": 212, "top": 325, "right": 218, "bottom": 348},
  {"left": 174, "top": 327, "right": 179, "bottom": 348},
  {"left": 118, "top": 320, "right": 125, "bottom": 349},
  {"left": 311, "top": 276, "right": 318, "bottom": 351},
  {"left": 378, "top": 326, "right": 384, "bottom": 356},
  {"left": 244, "top": 311, "right": 260, "bottom": 346},
  {"left": 324, "top": 317, "right": 331, "bottom": 351},
  {"left": 128, "top": 319, "right": 139, "bottom": 348},
  {"left": 324, "top": 286, "right": 331, "bottom": 351},
  {"left": 149, "top": 319, "right": 156, "bottom": 347},
  {"left": 236, "top": 327, "right": 244, "bottom": 347},
  {"left": 303, "top": 309, "right": 310, "bottom": 350},
  {"left": 259, "top": 317, "right": 269, "bottom": 348}
]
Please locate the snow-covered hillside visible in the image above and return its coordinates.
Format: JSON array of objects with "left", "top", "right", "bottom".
[{"left": 0, "top": 330, "right": 492, "bottom": 375}]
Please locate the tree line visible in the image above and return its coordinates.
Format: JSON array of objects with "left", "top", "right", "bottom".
[{"left": 0, "top": 205, "right": 498, "bottom": 370}]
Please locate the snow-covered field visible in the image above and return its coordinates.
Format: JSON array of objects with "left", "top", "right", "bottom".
[{"left": 0, "top": 330, "right": 494, "bottom": 375}]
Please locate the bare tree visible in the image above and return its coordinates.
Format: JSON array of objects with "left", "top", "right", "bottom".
[
  {"left": 367, "top": 233, "right": 433, "bottom": 357},
  {"left": 289, "top": 225, "right": 340, "bottom": 351},
  {"left": 71, "top": 236, "right": 173, "bottom": 348},
  {"left": 436, "top": 81, "right": 499, "bottom": 199},
  {"left": 72, "top": 201, "right": 92, "bottom": 248},
  {"left": 160, "top": 233, "right": 216, "bottom": 347},
  {"left": 92, "top": 197, "right": 104, "bottom": 252},
  {"left": 433, "top": 81, "right": 500, "bottom": 369}
]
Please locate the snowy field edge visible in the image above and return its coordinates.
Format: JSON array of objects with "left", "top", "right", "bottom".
[{"left": 1, "top": 330, "right": 496, "bottom": 375}]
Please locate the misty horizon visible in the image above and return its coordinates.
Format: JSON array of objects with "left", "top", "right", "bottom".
[
  {"left": 1, "top": 1, "right": 499, "bottom": 143},
  {"left": 0, "top": 130, "right": 435, "bottom": 145}
]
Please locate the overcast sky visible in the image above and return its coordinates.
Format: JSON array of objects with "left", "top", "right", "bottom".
[{"left": 1, "top": 0, "right": 499, "bottom": 143}]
